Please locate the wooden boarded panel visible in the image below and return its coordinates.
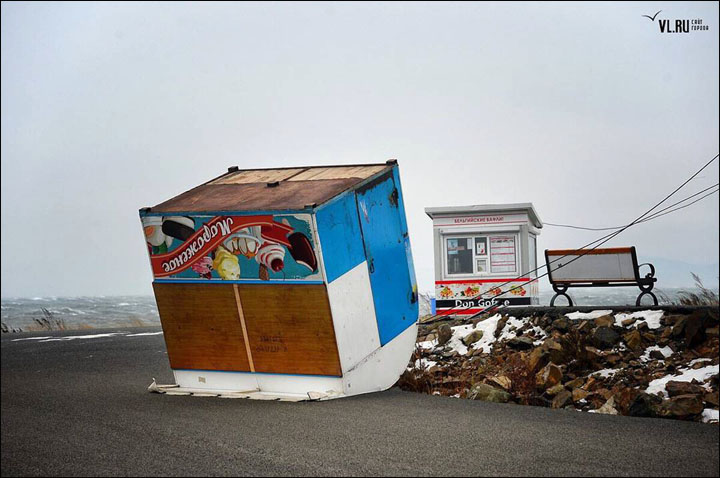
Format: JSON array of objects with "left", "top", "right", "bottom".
[
  {"left": 153, "top": 283, "right": 251, "bottom": 372},
  {"left": 210, "top": 168, "right": 306, "bottom": 185},
  {"left": 150, "top": 180, "right": 359, "bottom": 213},
  {"left": 288, "top": 165, "right": 386, "bottom": 181},
  {"left": 238, "top": 284, "right": 342, "bottom": 376},
  {"left": 149, "top": 164, "right": 392, "bottom": 213}
]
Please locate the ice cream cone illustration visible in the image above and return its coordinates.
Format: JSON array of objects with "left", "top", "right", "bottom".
[
  {"left": 213, "top": 246, "right": 241, "bottom": 280},
  {"left": 223, "top": 226, "right": 262, "bottom": 259},
  {"left": 256, "top": 242, "right": 285, "bottom": 275},
  {"left": 142, "top": 216, "right": 173, "bottom": 254}
]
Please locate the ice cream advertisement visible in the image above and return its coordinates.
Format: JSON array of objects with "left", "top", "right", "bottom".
[{"left": 141, "top": 214, "right": 321, "bottom": 281}]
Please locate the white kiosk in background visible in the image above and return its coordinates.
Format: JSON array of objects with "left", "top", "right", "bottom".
[{"left": 425, "top": 203, "right": 543, "bottom": 316}]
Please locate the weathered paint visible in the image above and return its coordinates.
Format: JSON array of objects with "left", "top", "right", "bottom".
[
  {"left": 173, "top": 369, "right": 343, "bottom": 398},
  {"left": 140, "top": 213, "right": 322, "bottom": 282},
  {"left": 315, "top": 191, "right": 367, "bottom": 283},
  {"left": 326, "top": 261, "right": 381, "bottom": 373},
  {"left": 342, "top": 322, "right": 418, "bottom": 396},
  {"left": 356, "top": 171, "right": 418, "bottom": 345}
]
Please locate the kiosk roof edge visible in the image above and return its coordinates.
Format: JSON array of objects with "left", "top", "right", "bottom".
[{"left": 424, "top": 202, "right": 543, "bottom": 228}]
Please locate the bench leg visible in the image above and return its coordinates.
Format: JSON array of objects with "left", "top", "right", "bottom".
[
  {"left": 635, "top": 290, "right": 658, "bottom": 306},
  {"left": 550, "top": 291, "right": 573, "bottom": 307}
]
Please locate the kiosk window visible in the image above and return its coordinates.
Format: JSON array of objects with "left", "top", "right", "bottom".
[
  {"left": 490, "top": 236, "right": 517, "bottom": 274},
  {"left": 446, "top": 238, "right": 473, "bottom": 274},
  {"left": 475, "top": 237, "right": 487, "bottom": 256}
]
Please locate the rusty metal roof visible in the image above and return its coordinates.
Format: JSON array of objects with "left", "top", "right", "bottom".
[{"left": 148, "top": 162, "right": 393, "bottom": 213}]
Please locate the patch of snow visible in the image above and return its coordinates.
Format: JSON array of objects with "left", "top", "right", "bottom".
[
  {"left": 689, "top": 358, "right": 712, "bottom": 367},
  {"left": 410, "top": 359, "right": 438, "bottom": 370},
  {"left": 12, "top": 336, "right": 53, "bottom": 342},
  {"left": 126, "top": 331, "right": 164, "bottom": 337},
  {"left": 614, "top": 310, "right": 664, "bottom": 330},
  {"left": 416, "top": 314, "right": 505, "bottom": 355},
  {"left": 701, "top": 408, "right": 719, "bottom": 424},
  {"left": 497, "top": 316, "right": 547, "bottom": 345},
  {"left": 592, "top": 368, "right": 619, "bottom": 379},
  {"left": 640, "top": 345, "right": 674, "bottom": 362},
  {"left": 416, "top": 338, "right": 437, "bottom": 350},
  {"left": 566, "top": 310, "right": 613, "bottom": 321},
  {"left": 38, "top": 332, "right": 127, "bottom": 342},
  {"left": 645, "top": 364, "right": 719, "bottom": 398},
  {"left": 467, "top": 313, "right": 504, "bottom": 354}
]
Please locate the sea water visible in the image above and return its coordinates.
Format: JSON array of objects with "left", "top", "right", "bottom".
[
  {"left": 1, "top": 287, "right": 708, "bottom": 332},
  {"left": 1, "top": 296, "right": 160, "bottom": 331}
]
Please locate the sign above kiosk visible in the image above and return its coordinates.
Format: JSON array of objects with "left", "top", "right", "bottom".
[{"left": 425, "top": 203, "right": 543, "bottom": 229}]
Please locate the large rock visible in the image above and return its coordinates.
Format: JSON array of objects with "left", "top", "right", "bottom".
[
  {"left": 536, "top": 363, "right": 563, "bottom": 390},
  {"left": 671, "top": 318, "right": 686, "bottom": 337},
  {"left": 437, "top": 324, "right": 452, "bottom": 346},
  {"left": 648, "top": 349, "right": 666, "bottom": 361},
  {"left": 657, "top": 395, "right": 704, "bottom": 419},
  {"left": 552, "top": 317, "right": 571, "bottom": 332},
  {"left": 592, "top": 326, "right": 620, "bottom": 349},
  {"left": 507, "top": 336, "right": 534, "bottom": 350},
  {"left": 494, "top": 316, "right": 509, "bottom": 338},
  {"left": 543, "top": 338, "right": 568, "bottom": 364},
  {"left": 703, "top": 392, "right": 719, "bottom": 407},
  {"left": 684, "top": 312, "right": 707, "bottom": 348},
  {"left": 490, "top": 375, "right": 512, "bottom": 390},
  {"left": 552, "top": 390, "right": 573, "bottom": 409},
  {"left": 546, "top": 384, "right": 565, "bottom": 396},
  {"left": 527, "top": 348, "right": 550, "bottom": 372},
  {"left": 613, "top": 387, "right": 640, "bottom": 414},
  {"left": 595, "top": 396, "right": 619, "bottom": 415},
  {"left": 628, "top": 392, "right": 660, "bottom": 418},
  {"left": 665, "top": 380, "right": 707, "bottom": 398},
  {"left": 594, "top": 314, "right": 615, "bottom": 328},
  {"left": 623, "top": 329, "right": 643, "bottom": 350},
  {"left": 621, "top": 317, "right": 637, "bottom": 327},
  {"left": 572, "top": 388, "right": 590, "bottom": 402},
  {"left": 461, "top": 330, "right": 484, "bottom": 347},
  {"left": 469, "top": 383, "right": 511, "bottom": 403}
]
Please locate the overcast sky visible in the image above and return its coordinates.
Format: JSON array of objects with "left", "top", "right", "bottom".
[{"left": 1, "top": 1, "right": 718, "bottom": 298}]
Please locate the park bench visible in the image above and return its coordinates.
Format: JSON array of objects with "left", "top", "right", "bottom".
[{"left": 545, "top": 247, "right": 658, "bottom": 306}]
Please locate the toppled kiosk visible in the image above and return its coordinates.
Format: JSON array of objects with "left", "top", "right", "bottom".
[
  {"left": 425, "top": 203, "right": 543, "bottom": 316},
  {"left": 140, "top": 161, "right": 418, "bottom": 400}
]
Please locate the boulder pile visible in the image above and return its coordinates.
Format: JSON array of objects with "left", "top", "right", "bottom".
[{"left": 399, "top": 308, "right": 719, "bottom": 423}]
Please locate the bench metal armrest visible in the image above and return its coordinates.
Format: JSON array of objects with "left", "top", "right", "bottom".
[{"left": 637, "top": 262, "right": 656, "bottom": 279}]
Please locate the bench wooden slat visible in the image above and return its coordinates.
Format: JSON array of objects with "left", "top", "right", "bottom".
[{"left": 544, "top": 246, "right": 657, "bottom": 306}]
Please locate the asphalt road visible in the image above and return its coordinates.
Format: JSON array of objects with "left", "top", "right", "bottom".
[{"left": 2, "top": 328, "right": 718, "bottom": 477}]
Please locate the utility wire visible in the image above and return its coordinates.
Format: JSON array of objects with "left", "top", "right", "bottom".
[
  {"left": 544, "top": 183, "right": 719, "bottom": 231},
  {"left": 432, "top": 153, "right": 719, "bottom": 320}
]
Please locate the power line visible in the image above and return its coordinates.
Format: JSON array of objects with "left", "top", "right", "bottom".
[
  {"left": 467, "top": 153, "right": 719, "bottom": 317},
  {"left": 433, "top": 153, "right": 719, "bottom": 320},
  {"left": 544, "top": 183, "right": 719, "bottom": 231}
]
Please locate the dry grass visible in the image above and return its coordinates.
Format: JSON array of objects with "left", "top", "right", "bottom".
[
  {"left": 677, "top": 273, "right": 719, "bottom": 306},
  {"left": 1, "top": 322, "right": 23, "bottom": 333},
  {"left": 31, "top": 308, "right": 66, "bottom": 331}
]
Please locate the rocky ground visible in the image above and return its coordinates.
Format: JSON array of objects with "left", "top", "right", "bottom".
[{"left": 399, "top": 307, "right": 719, "bottom": 423}]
